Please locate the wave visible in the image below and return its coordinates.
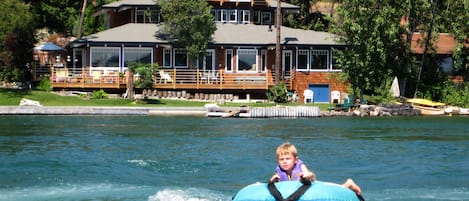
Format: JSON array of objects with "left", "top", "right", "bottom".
[{"left": 148, "top": 187, "right": 227, "bottom": 201}]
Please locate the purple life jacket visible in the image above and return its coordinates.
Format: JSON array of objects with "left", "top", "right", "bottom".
[{"left": 275, "top": 159, "right": 303, "bottom": 181}]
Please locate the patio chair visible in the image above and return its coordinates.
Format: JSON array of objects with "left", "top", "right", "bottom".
[
  {"left": 159, "top": 70, "right": 173, "bottom": 83},
  {"left": 303, "top": 89, "right": 313, "bottom": 103},
  {"left": 92, "top": 71, "right": 102, "bottom": 83},
  {"left": 331, "top": 90, "right": 340, "bottom": 104}
]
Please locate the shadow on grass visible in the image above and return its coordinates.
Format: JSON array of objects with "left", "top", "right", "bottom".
[
  {"left": 139, "top": 98, "right": 163, "bottom": 105},
  {"left": 0, "top": 88, "right": 33, "bottom": 98}
]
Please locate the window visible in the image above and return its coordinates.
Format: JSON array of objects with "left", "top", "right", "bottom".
[
  {"left": 311, "top": 49, "right": 328, "bottom": 70},
  {"left": 261, "top": 50, "right": 267, "bottom": 72},
  {"left": 241, "top": 10, "right": 250, "bottom": 23},
  {"left": 90, "top": 47, "right": 120, "bottom": 68},
  {"left": 218, "top": 10, "right": 227, "bottom": 22},
  {"left": 196, "top": 50, "right": 214, "bottom": 71},
  {"left": 163, "top": 49, "right": 171, "bottom": 68},
  {"left": 73, "top": 49, "right": 85, "bottom": 69},
  {"left": 136, "top": 9, "right": 160, "bottom": 24},
  {"left": 229, "top": 9, "right": 237, "bottom": 22},
  {"left": 297, "top": 50, "right": 309, "bottom": 70},
  {"left": 237, "top": 49, "right": 257, "bottom": 72},
  {"left": 225, "top": 49, "right": 233, "bottom": 72},
  {"left": 173, "top": 49, "right": 188, "bottom": 68},
  {"left": 253, "top": 11, "right": 261, "bottom": 24},
  {"left": 331, "top": 48, "right": 342, "bottom": 71},
  {"left": 261, "top": 12, "right": 271, "bottom": 25},
  {"left": 123, "top": 47, "right": 152, "bottom": 67}
]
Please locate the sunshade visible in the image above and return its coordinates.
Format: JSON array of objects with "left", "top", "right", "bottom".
[{"left": 33, "top": 42, "right": 63, "bottom": 51}]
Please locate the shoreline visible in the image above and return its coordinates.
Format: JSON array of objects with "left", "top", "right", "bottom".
[{"left": 0, "top": 106, "right": 208, "bottom": 116}]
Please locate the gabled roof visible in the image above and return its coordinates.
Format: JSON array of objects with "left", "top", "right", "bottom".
[
  {"left": 73, "top": 23, "right": 340, "bottom": 47},
  {"left": 102, "top": 0, "right": 158, "bottom": 8}
]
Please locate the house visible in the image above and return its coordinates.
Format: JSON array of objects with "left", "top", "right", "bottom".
[{"left": 58, "top": 0, "right": 347, "bottom": 102}]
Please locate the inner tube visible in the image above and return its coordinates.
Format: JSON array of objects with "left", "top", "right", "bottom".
[{"left": 232, "top": 181, "right": 362, "bottom": 201}]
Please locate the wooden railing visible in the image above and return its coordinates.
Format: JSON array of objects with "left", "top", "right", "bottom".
[{"left": 51, "top": 68, "right": 282, "bottom": 90}]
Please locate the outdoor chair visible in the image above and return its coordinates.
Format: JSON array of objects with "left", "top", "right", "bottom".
[{"left": 159, "top": 70, "right": 173, "bottom": 83}]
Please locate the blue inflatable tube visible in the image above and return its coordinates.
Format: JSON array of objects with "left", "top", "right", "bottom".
[{"left": 233, "top": 181, "right": 361, "bottom": 201}]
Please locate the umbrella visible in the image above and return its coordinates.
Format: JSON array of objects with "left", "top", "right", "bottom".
[
  {"left": 33, "top": 42, "right": 63, "bottom": 51},
  {"left": 390, "top": 76, "right": 400, "bottom": 97}
]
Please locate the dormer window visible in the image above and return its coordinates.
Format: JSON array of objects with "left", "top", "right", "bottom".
[{"left": 136, "top": 9, "right": 161, "bottom": 24}]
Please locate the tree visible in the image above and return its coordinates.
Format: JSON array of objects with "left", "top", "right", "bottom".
[
  {"left": 27, "top": 0, "right": 82, "bottom": 36},
  {"left": 0, "top": 0, "right": 35, "bottom": 82},
  {"left": 158, "top": 0, "right": 216, "bottom": 65},
  {"left": 333, "top": 0, "right": 407, "bottom": 99}
]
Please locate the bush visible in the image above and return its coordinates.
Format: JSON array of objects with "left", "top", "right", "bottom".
[
  {"left": 266, "top": 82, "right": 288, "bottom": 103},
  {"left": 441, "top": 81, "right": 469, "bottom": 108},
  {"left": 92, "top": 89, "right": 108, "bottom": 99},
  {"left": 36, "top": 76, "right": 52, "bottom": 92}
]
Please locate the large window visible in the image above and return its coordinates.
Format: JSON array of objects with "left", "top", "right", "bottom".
[
  {"left": 297, "top": 50, "right": 309, "bottom": 70},
  {"left": 90, "top": 47, "right": 120, "bottom": 68},
  {"left": 123, "top": 47, "right": 152, "bottom": 67},
  {"left": 173, "top": 49, "right": 188, "bottom": 68},
  {"left": 225, "top": 49, "right": 233, "bottom": 72},
  {"left": 261, "top": 12, "right": 271, "bottom": 25},
  {"left": 237, "top": 49, "right": 257, "bottom": 72},
  {"left": 311, "top": 49, "right": 328, "bottom": 70}
]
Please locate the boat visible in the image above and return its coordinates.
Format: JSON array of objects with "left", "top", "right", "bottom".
[
  {"left": 232, "top": 181, "right": 362, "bottom": 201},
  {"left": 406, "top": 98, "right": 446, "bottom": 115}
]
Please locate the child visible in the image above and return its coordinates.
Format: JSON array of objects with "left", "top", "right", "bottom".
[{"left": 270, "top": 142, "right": 362, "bottom": 195}]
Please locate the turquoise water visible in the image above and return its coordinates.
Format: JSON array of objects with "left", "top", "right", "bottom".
[{"left": 0, "top": 115, "right": 468, "bottom": 201}]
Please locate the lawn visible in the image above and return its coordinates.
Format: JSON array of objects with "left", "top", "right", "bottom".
[{"left": 0, "top": 88, "right": 330, "bottom": 110}]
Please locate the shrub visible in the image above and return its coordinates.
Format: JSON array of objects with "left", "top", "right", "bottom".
[
  {"left": 266, "top": 82, "right": 288, "bottom": 103},
  {"left": 92, "top": 89, "right": 108, "bottom": 99},
  {"left": 36, "top": 76, "right": 52, "bottom": 92}
]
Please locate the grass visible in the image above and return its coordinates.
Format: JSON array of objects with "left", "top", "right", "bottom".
[{"left": 0, "top": 88, "right": 330, "bottom": 110}]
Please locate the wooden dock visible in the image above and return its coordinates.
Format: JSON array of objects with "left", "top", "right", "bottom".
[{"left": 207, "top": 106, "right": 321, "bottom": 118}]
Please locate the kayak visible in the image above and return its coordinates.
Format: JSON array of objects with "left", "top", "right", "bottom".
[{"left": 232, "top": 181, "right": 361, "bottom": 201}]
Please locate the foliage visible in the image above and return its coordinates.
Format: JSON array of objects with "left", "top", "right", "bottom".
[
  {"left": 441, "top": 81, "right": 469, "bottom": 108},
  {"left": 0, "top": 0, "right": 35, "bottom": 82},
  {"left": 159, "top": 0, "right": 216, "bottom": 62},
  {"left": 333, "top": 0, "right": 418, "bottom": 99},
  {"left": 127, "top": 63, "right": 160, "bottom": 89},
  {"left": 266, "top": 82, "right": 289, "bottom": 103},
  {"left": 36, "top": 76, "right": 52, "bottom": 92},
  {"left": 92, "top": 89, "right": 108, "bottom": 99}
]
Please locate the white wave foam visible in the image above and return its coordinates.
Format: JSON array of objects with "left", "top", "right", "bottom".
[
  {"left": 148, "top": 187, "right": 227, "bottom": 201},
  {"left": 0, "top": 183, "right": 152, "bottom": 201}
]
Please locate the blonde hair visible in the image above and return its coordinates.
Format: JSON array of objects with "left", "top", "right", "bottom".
[{"left": 276, "top": 142, "right": 298, "bottom": 158}]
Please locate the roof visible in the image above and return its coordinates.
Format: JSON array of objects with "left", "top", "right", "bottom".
[
  {"left": 33, "top": 42, "right": 64, "bottom": 51},
  {"left": 410, "top": 33, "right": 457, "bottom": 54},
  {"left": 74, "top": 23, "right": 340, "bottom": 47},
  {"left": 101, "top": 0, "right": 299, "bottom": 10},
  {"left": 102, "top": 0, "right": 158, "bottom": 8}
]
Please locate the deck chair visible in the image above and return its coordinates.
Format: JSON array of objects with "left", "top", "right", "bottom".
[
  {"left": 303, "top": 89, "right": 313, "bottom": 103},
  {"left": 331, "top": 90, "right": 340, "bottom": 104},
  {"left": 92, "top": 71, "right": 102, "bottom": 83},
  {"left": 159, "top": 70, "right": 173, "bottom": 83},
  {"left": 341, "top": 98, "right": 351, "bottom": 112}
]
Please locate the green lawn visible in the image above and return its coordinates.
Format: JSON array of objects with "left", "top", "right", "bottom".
[{"left": 0, "top": 88, "right": 330, "bottom": 110}]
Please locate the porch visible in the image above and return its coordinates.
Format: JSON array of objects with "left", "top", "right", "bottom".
[{"left": 50, "top": 68, "right": 294, "bottom": 91}]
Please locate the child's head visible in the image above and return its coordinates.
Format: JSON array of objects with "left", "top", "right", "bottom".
[
  {"left": 276, "top": 142, "right": 298, "bottom": 158},
  {"left": 276, "top": 143, "right": 299, "bottom": 172}
]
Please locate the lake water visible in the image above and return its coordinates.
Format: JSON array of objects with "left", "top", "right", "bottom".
[{"left": 0, "top": 115, "right": 468, "bottom": 201}]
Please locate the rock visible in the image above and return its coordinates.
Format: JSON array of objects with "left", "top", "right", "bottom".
[{"left": 19, "top": 98, "right": 42, "bottom": 106}]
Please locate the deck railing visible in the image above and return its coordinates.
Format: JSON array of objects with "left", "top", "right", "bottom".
[{"left": 51, "top": 68, "right": 284, "bottom": 90}]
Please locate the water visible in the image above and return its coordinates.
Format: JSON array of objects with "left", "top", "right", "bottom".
[{"left": 0, "top": 115, "right": 468, "bottom": 201}]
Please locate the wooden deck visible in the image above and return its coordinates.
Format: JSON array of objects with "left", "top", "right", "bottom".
[{"left": 50, "top": 68, "right": 291, "bottom": 91}]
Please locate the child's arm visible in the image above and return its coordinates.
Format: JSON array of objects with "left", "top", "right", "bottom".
[{"left": 300, "top": 164, "right": 316, "bottom": 181}]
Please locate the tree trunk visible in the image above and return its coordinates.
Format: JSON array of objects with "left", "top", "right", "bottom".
[
  {"left": 275, "top": 0, "right": 281, "bottom": 84},
  {"left": 413, "top": 0, "right": 435, "bottom": 98},
  {"left": 77, "top": 0, "right": 87, "bottom": 39},
  {"left": 126, "top": 70, "right": 134, "bottom": 99}
]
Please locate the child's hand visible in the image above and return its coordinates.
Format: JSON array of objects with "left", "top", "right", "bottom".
[
  {"left": 269, "top": 174, "right": 280, "bottom": 183},
  {"left": 301, "top": 171, "right": 316, "bottom": 181}
]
